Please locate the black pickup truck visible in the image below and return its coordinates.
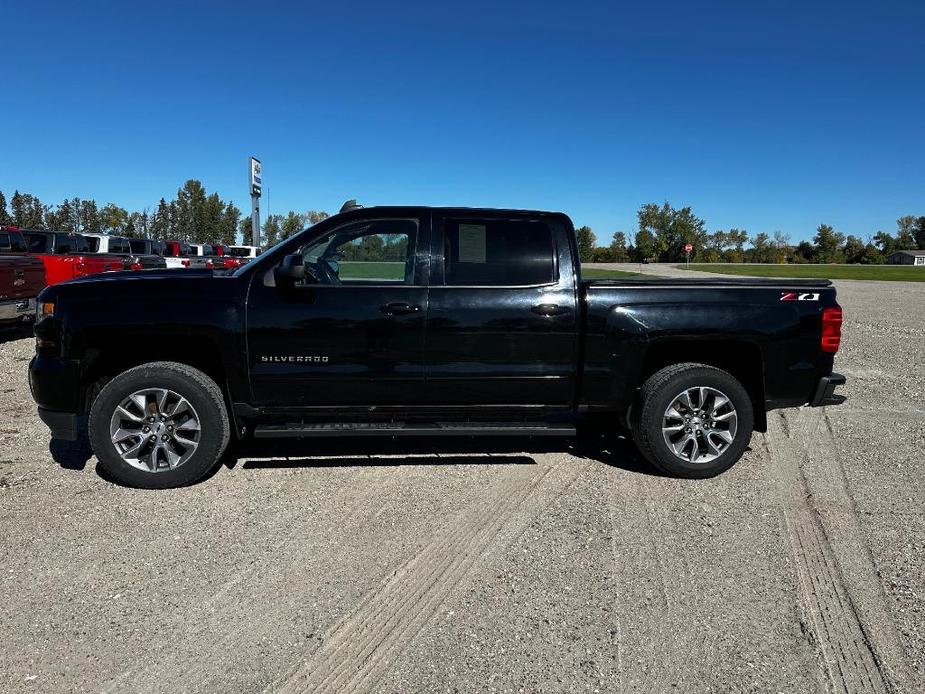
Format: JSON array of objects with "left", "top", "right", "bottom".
[{"left": 29, "top": 205, "right": 845, "bottom": 488}]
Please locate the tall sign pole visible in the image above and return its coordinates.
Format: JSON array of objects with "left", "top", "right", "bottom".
[{"left": 249, "top": 156, "right": 262, "bottom": 247}]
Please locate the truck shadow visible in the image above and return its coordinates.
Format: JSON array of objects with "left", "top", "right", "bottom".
[
  {"left": 0, "top": 323, "right": 33, "bottom": 345},
  {"left": 68, "top": 433, "right": 661, "bottom": 485}
]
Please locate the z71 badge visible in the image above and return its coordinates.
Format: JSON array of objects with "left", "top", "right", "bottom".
[
  {"left": 260, "top": 355, "right": 329, "bottom": 363},
  {"left": 780, "top": 292, "right": 820, "bottom": 302}
]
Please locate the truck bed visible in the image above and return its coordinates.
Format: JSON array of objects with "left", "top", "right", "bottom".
[{"left": 583, "top": 277, "right": 832, "bottom": 288}]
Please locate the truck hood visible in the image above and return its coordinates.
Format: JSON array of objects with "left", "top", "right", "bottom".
[{"left": 58, "top": 267, "right": 215, "bottom": 285}]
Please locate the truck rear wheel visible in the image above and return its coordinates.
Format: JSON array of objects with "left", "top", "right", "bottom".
[
  {"left": 632, "top": 363, "right": 754, "bottom": 478},
  {"left": 88, "top": 362, "right": 230, "bottom": 488}
]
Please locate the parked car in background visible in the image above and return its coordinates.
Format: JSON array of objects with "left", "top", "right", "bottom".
[
  {"left": 84, "top": 234, "right": 167, "bottom": 271},
  {"left": 0, "top": 227, "right": 45, "bottom": 324},
  {"left": 205, "top": 243, "right": 243, "bottom": 270},
  {"left": 21, "top": 230, "right": 123, "bottom": 285},
  {"left": 227, "top": 245, "right": 261, "bottom": 260},
  {"left": 128, "top": 238, "right": 166, "bottom": 258},
  {"left": 164, "top": 240, "right": 214, "bottom": 269},
  {"left": 163, "top": 240, "right": 193, "bottom": 268}
]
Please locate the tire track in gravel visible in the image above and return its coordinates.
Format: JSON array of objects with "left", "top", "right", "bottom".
[
  {"left": 766, "top": 409, "right": 908, "bottom": 693},
  {"left": 607, "top": 474, "right": 699, "bottom": 693},
  {"left": 99, "top": 468, "right": 407, "bottom": 694},
  {"left": 268, "top": 458, "right": 579, "bottom": 694}
]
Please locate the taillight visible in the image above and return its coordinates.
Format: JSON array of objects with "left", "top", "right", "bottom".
[
  {"left": 181, "top": 259, "right": 191, "bottom": 267},
  {"left": 130, "top": 263, "right": 143, "bottom": 271},
  {"left": 821, "top": 306, "right": 843, "bottom": 354}
]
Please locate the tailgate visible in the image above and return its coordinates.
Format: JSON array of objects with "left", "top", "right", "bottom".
[{"left": 0, "top": 256, "right": 46, "bottom": 300}]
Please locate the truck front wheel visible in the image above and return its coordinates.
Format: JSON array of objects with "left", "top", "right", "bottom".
[
  {"left": 88, "top": 362, "right": 230, "bottom": 488},
  {"left": 632, "top": 363, "right": 754, "bottom": 478}
]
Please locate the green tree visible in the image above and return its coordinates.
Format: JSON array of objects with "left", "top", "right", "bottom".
[
  {"left": 201, "top": 193, "right": 224, "bottom": 244},
  {"left": 173, "top": 180, "right": 207, "bottom": 242},
  {"left": 636, "top": 202, "right": 707, "bottom": 261},
  {"left": 239, "top": 216, "right": 254, "bottom": 246},
  {"left": 11, "top": 191, "right": 45, "bottom": 228},
  {"left": 915, "top": 216, "right": 925, "bottom": 250},
  {"left": 575, "top": 226, "right": 596, "bottom": 263},
  {"left": 896, "top": 216, "right": 917, "bottom": 250},
  {"left": 843, "top": 235, "right": 865, "bottom": 264},
  {"left": 100, "top": 203, "right": 129, "bottom": 234},
  {"left": 813, "top": 224, "right": 845, "bottom": 263},
  {"left": 218, "top": 203, "right": 240, "bottom": 246},
  {"left": 280, "top": 211, "right": 305, "bottom": 240},
  {"left": 591, "top": 246, "right": 614, "bottom": 262},
  {"left": 263, "top": 214, "right": 283, "bottom": 246},
  {"left": 873, "top": 231, "right": 896, "bottom": 257},
  {"left": 306, "top": 210, "right": 329, "bottom": 225},
  {"left": 632, "top": 229, "right": 657, "bottom": 261},
  {"left": 79, "top": 199, "right": 101, "bottom": 233},
  {"left": 860, "top": 244, "right": 884, "bottom": 264},
  {"left": 0, "top": 191, "right": 10, "bottom": 226},
  {"left": 150, "top": 198, "right": 171, "bottom": 239},
  {"left": 748, "top": 233, "right": 772, "bottom": 263},
  {"left": 609, "top": 231, "right": 630, "bottom": 262}
]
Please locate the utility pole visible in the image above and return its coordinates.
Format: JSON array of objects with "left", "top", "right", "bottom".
[{"left": 249, "top": 156, "right": 262, "bottom": 247}]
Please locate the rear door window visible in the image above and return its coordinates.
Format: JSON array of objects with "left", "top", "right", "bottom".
[
  {"left": 54, "top": 234, "right": 77, "bottom": 254},
  {"left": 442, "top": 219, "right": 557, "bottom": 286},
  {"left": 23, "top": 233, "right": 50, "bottom": 253}
]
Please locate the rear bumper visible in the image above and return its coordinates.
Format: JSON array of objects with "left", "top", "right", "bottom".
[
  {"left": 38, "top": 408, "right": 79, "bottom": 441},
  {"left": 809, "top": 373, "right": 846, "bottom": 407}
]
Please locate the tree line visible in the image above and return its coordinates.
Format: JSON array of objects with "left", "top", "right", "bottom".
[
  {"left": 576, "top": 202, "right": 925, "bottom": 264},
  {"left": 4, "top": 185, "right": 923, "bottom": 263},
  {"left": 0, "top": 182, "right": 328, "bottom": 247}
]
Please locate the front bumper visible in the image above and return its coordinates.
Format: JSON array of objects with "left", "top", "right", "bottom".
[
  {"left": 809, "top": 373, "right": 846, "bottom": 407},
  {"left": 38, "top": 408, "right": 79, "bottom": 441},
  {"left": 29, "top": 355, "right": 82, "bottom": 413}
]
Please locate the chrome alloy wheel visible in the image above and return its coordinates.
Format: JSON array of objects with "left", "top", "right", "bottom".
[
  {"left": 109, "top": 388, "right": 201, "bottom": 472},
  {"left": 661, "top": 386, "right": 738, "bottom": 464}
]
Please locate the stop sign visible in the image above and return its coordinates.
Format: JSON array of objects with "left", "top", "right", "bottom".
[{"left": 685, "top": 243, "right": 693, "bottom": 253}]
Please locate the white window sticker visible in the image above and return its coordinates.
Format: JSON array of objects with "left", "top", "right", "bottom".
[{"left": 458, "top": 224, "right": 486, "bottom": 263}]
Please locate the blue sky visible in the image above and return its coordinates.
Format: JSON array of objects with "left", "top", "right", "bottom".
[{"left": 2, "top": 1, "right": 923, "bottom": 243}]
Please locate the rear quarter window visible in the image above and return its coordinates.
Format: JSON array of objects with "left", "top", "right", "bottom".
[{"left": 442, "top": 219, "right": 557, "bottom": 286}]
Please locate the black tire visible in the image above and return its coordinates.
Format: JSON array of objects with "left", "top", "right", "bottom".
[
  {"left": 632, "top": 363, "right": 754, "bottom": 478},
  {"left": 88, "top": 362, "right": 230, "bottom": 489}
]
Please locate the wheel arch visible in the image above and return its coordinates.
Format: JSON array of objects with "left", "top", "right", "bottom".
[
  {"left": 78, "top": 334, "right": 241, "bottom": 436},
  {"left": 638, "top": 339, "right": 767, "bottom": 432}
]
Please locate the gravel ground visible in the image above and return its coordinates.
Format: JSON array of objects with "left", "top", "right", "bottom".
[{"left": 0, "top": 271, "right": 923, "bottom": 694}]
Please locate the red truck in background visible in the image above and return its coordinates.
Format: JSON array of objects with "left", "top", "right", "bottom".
[
  {"left": 0, "top": 228, "right": 46, "bottom": 324},
  {"left": 21, "top": 230, "right": 123, "bottom": 285}
]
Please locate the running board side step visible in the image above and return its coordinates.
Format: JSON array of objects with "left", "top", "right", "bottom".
[{"left": 252, "top": 421, "right": 577, "bottom": 438}]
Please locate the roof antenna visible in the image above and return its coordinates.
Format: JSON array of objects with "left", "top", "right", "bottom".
[{"left": 340, "top": 199, "right": 362, "bottom": 213}]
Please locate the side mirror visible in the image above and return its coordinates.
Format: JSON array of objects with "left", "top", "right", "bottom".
[{"left": 274, "top": 254, "right": 308, "bottom": 285}]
